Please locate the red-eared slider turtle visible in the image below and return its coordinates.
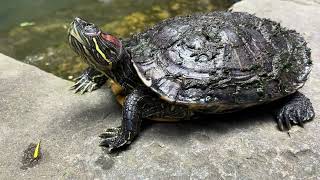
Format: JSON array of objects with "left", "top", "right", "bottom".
[{"left": 68, "top": 12, "right": 314, "bottom": 151}]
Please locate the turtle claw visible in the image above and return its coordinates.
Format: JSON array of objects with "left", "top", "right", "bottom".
[
  {"left": 88, "top": 84, "right": 96, "bottom": 93},
  {"left": 99, "top": 127, "right": 121, "bottom": 138},
  {"left": 276, "top": 93, "right": 314, "bottom": 131},
  {"left": 71, "top": 77, "right": 98, "bottom": 94},
  {"left": 74, "top": 74, "right": 84, "bottom": 81},
  {"left": 99, "top": 132, "right": 116, "bottom": 139},
  {"left": 70, "top": 78, "right": 83, "bottom": 90},
  {"left": 80, "top": 82, "right": 93, "bottom": 94}
]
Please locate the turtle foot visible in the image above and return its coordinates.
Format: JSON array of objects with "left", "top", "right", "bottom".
[
  {"left": 70, "top": 67, "right": 107, "bottom": 94},
  {"left": 71, "top": 75, "right": 98, "bottom": 94},
  {"left": 99, "top": 128, "right": 132, "bottom": 152},
  {"left": 276, "top": 92, "right": 315, "bottom": 131}
]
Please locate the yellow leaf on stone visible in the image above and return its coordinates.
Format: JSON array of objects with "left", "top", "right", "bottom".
[{"left": 33, "top": 141, "right": 41, "bottom": 159}]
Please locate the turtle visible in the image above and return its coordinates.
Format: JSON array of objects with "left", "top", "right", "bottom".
[{"left": 67, "top": 11, "right": 315, "bottom": 151}]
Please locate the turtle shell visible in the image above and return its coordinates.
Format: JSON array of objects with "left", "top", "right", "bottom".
[{"left": 126, "top": 12, "right": 312, "bottom": 112}]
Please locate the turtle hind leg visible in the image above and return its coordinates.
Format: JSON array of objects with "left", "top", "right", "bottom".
[{"left": 275, "top": 92, "right": 315, "bottom": 131}]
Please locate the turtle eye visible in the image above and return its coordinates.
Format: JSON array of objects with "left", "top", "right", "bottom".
[{"left": 84, "top": 24, "right": 100, "bottom": 36}]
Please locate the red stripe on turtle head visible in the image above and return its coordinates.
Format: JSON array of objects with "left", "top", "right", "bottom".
[{"left": 101, "top": 33, "right": 121, "bottom": 48}]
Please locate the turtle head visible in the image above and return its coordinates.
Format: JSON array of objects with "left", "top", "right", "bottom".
[{"left": 68, "top": 17, "right": 124, "bottom": 77}]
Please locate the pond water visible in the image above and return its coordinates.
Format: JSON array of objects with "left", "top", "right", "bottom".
[{"left": 0, "top": 0, "right": 238, "bottom": 79}]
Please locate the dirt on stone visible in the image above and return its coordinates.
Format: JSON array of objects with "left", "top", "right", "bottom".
[{"left": 20, "top": 143, "right": 42, "bottom": 170}]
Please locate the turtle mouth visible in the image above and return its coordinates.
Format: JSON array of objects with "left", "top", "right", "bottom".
[
  {"left": 68, "top": 19, "right": 92, "bottom": 61},
  {"left": 68, "top": 21, "right": 86, "bottom": 46},
  {"left": 68, "top": 31, "right": 87, "bottom": 59}
]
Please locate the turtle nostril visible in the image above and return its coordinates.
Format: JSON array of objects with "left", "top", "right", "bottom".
[
  {"left": 74, "top": 17, "right": 89, "bottom": 26},
  {"left": 74, "top": 17, "right": 83, "bottom": 24}
]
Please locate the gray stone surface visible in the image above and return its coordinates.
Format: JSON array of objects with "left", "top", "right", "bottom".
[{"left": 0, "top": 0, "right": 320, "bottom": 179}]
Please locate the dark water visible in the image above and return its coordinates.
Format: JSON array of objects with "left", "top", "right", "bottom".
[{"left": 0, "top": 0, "right": 238, "bottom": 79}]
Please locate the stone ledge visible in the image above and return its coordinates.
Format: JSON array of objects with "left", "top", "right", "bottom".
[{"left": 0, "top": 0, "right": 320, "bottom": 179}]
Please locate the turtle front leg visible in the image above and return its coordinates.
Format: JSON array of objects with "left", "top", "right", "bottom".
[
  {"left": 71, "top": 67, "right": 107, "bottom": 94},
  {"left": 99, "top": 87, "right": 190, "bottom": 151},
  {"left": 275, "top": 92, "right": 315, "bottom": 131},
  {"left": 99, "top": 87, "right": 152, "bottom": 151}
]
